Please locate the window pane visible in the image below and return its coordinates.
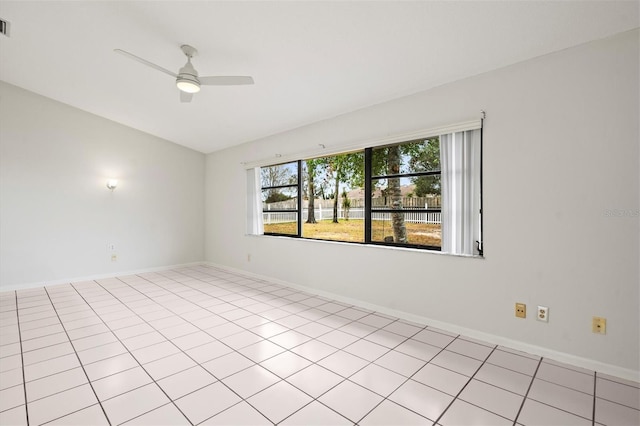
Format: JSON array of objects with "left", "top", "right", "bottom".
[
  {"left": 300, "top": 152, "right": 364, "bottom": 243},
  {"left": 261, "top": 187, "right": 298, "bottom": 209},
  {"left": 263, "top": 220, "right": 298, "bottom": 236},
  {"left": 371, "top": 137, "right": 440, "bottom": 175},
  {"left": 371, "top": 212, "right": 441, "bottom": 248},
  {"left": 261, "top": 162, "right": 298, "bottom": 188}
]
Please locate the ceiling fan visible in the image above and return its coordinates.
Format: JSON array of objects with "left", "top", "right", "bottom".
[{"left": 114, "top": 45, "right": 254, "bottom": 103}]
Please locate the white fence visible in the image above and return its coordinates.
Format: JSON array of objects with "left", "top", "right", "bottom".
[{"left": 264, "top": 206, "right": 441, "bottom": 224}]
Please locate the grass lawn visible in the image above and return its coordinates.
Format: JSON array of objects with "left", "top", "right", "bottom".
[{"left": 264, "top": 219, "right": 441, "bottom": 247}]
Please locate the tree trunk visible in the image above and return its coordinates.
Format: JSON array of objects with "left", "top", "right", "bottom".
[
  {"left": 332, "top": 172, "right": 339, "bottom": 223},
  {"left": 306, "top": 179, "right": 317, "bottom": 223},
  {"left": 388, "top": 146, "right": 407, "bottom": 243}
]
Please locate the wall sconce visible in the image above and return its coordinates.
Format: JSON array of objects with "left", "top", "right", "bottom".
[{"left": 106, "top": 179, "right": 118, "bottom": 191}]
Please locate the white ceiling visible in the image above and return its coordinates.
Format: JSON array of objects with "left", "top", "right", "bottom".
[{"left": 0, "top": 1, "right": 637, "bottom": 154}]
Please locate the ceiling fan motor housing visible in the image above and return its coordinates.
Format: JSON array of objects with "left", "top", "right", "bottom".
[{"left": 176, "top": 60, "right": 200, "bottom": 93}]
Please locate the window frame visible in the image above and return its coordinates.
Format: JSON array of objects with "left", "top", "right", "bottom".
[
  {"left": 260, "top": 160, "right": 302, "bottom": 237},
  {"left": 252, "top": 119, "right": 484, "bottom": 256}
]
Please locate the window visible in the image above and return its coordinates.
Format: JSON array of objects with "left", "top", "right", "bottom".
[
  {"left": 249, "top": 124, "right": 482, "bottom": 256},
  {"left": 367, "top": 137, "right": 442, "bottom": 249},
  {"left": 261, "top": 161, "right": 300, "bottom": 236}
]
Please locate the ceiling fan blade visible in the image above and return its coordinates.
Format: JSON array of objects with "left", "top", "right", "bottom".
[
  {"left": 114, "top": 49, "right": 177, "bottom": 78},
  {"left": 199, "top": 76, "right": 254, "bottom": 86},
  {"left": 180, "top": 91, "right": 193, "bottom": 103}
]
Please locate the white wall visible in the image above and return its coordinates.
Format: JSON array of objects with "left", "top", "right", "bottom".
[
  {"left": 0, "top": 82, "right": 205, "bottom": 290},
  {"left": 205, "top": 30, "right": 639, "bottom": 377}
]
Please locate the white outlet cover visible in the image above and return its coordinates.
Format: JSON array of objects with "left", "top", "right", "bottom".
[{"left": 537, "top": 306, "right": 549, "bottom": 322}]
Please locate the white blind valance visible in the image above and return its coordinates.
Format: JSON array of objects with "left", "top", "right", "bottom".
[{"left": 242, "top": 119, "right": 482, "bottom": 169}]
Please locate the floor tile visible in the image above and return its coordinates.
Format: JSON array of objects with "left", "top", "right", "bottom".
[
  {"left": 0, "top": 405, "right": 27, "bottom": 426},
  {"left": 84, "top": 353, "right": 139, "bottom": 381},
  {"left": 92, "top": 366, "right": 153, "bottom": 401},
  {"left": 528, "top": 378, "right": 593, "bottom": 419},
  {"left": 430, "top": 350, "right": 482, "bottom": 377},
  {"left": 20, "top": 332, "right": 68, "bottom": 352},
  {"left": 202, "top": 351, "right": 254, "bottom": 379},
  {"left": 339, "top": 321, "right": 377, "bottom": 338},
  {"left": 0, "top": 367, "right": 24, "bottom": 390},
  {"left": 486, "top": 349, "right": 539, "bottom": 375},
  {"left": 157, "top": 365, "right": 216, "bottom": 400},
  {"left": 389, "top": 379, "right": 454, "bottom": 421},
  {"left": 287, "top": 364, "right": 344, "bottom": 398},
  {"left": 250, "top": 321, "right": 290, "bottom": 338},
  {"left": 77, "top": 341, "right": 127, "bottom": 365},
  {"left": 170, "top": 330, "right": 215, "bottom": 351},
  {"left": 248, "top": 380, "right": 314, "bottom": 424},
  {"left": 22, "top": 342, "right": 74, "bottom": 365},
  {"left": 0, "top": 353, "right": 23, "bottom": 373},
  {"left": 71, "top": 332, "right": 118, "bottom": 352},
  {"left": 446, "top": 338, "right": 494, "bottom": 361},
  {"left": 350, "top": 363, "right": 407, "bottom": 396},
  {"left": 474, "top": 362, "right": 533, "bottom": 396},
  {"left": 222, "top": 364, "right": 280, "bottom": 398},
  {"left": 220, "top": 329, "right": 263, "bottom": 349},
  {"left": 440, "top": 399, "right": 512, "bottom": 425},
  {"left": 364, "top": 329, "right": 407, "bottom": 348},
  {"left": 102, "top": 383, "right": 170, "bottom": 425},
  {"left": 596, "top": 377, "right": 640, "bottom": 409},
  {"left": 280, "top": 400, "right": 352, "bottom": 425},
  {"left": 143, "top": 352, "right": 197, "bottom": 380},
  {"left": 358, "top": 314, "right": 395, "bottom": 328},
  {"left": 290, "top": 339, "right": 338, "bottom": 362},
  {"left": 374, "top": 349, "right": 426, "bottom": 377},
  {"left": 175, "top": 382, "right": 242, "bottom": 424},
  {"left": 413, "top": 363, "right": 470, "bottom": 396},
  {"left": 517, "top": 398, "right": 591, "bottom": 425},
  {"left": 412, "top": 329, "right": 456, "bottom": 348},
  {"left": 458, "top": 379, "right": 524, "bottom": 420},
  {"left": 594, "top": 397, "right": 640, "bottom": 425},
  {"left": 28, "top": 383, "right": 98, "bottom": 426},
  {"left": 131, "top": 340, "right": 179, "bottom": 364},
  {"left": 121, "top": 403, "right": 191, "bottom": 425},
  {"left": 0, "top": 384, "right": 25, "bottom": 412},
  {"left": 360, "top": 399, "right": 432, "bottom": 425},
  {"left": 295, "top": 321, "right": 333, "bottom": 338},
  {"left": 24, "top": 353, "right": 80, "bottom": 382},
  {"left": 318, "top": 350, "right": 369, "bottom": 378},
  {"left": 269, "top": 330, "right": 312, "bottom": 349},
  {"left": 185, "top": 340, "right": 233, "bottom": 364},
  {"left": 260, "top": 350, "right": 311, "bottom": 378},
  {"left": 536, "top": 361, "right": 594, "bottom": 394},
  {"left": 25, "top": 366, "right": 88, "bottom": 402},
  {"left": 343, "top": 338, "right": 390, "bottom": 361},
  {"left": 46, "top": 404, "right": 109, "bottom": 425},
  {"left": 382, "top": 321, "right": 423, "bottom": 338},
  {"left": 319, "top": 379, "right": 384, "bottom": 423}
]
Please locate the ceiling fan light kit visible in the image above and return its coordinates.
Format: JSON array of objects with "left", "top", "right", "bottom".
[{"left": 114, "top": 44, "right": 253, "bottom": 102}]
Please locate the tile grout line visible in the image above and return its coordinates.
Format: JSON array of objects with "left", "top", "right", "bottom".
[
  {"left": 592, "top": 371, "right": 597, "bottom": 426},
  {"left": 512, "top": 356, "right": 543, "bottom": 425},
  {"left": 14, "top": 290, "right": 31, "bottom": 426},
  {"left": 42, "top": 286, "right": 112, "bottom": 426}
]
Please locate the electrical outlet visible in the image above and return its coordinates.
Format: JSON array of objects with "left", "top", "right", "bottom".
[
  {"left": 107, "top": 243, "right": 116, "bottom": 251},
  {"left": 537, "top": 306, "right": 549, "bottom": 322},
  {"left": 515, "top": 303, "right": 526, "bottom": 318},
  {"left": 111, "top": 254, "right": 117, "bottom": 262},
  {"left": 592, "top": 317, "right": 606, "bottom": 334}
]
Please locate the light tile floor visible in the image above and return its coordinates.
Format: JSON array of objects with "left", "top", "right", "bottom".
[{"left": 0, "top": 265, "right": 638, "bottom": 426}]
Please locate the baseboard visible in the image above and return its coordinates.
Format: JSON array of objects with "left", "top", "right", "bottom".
[
  {"left": 0, "top": 261, "right": 208, "bottom": 293},
  {"left": 203, "top": 262, "right": 640, "bottom": 383}
]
